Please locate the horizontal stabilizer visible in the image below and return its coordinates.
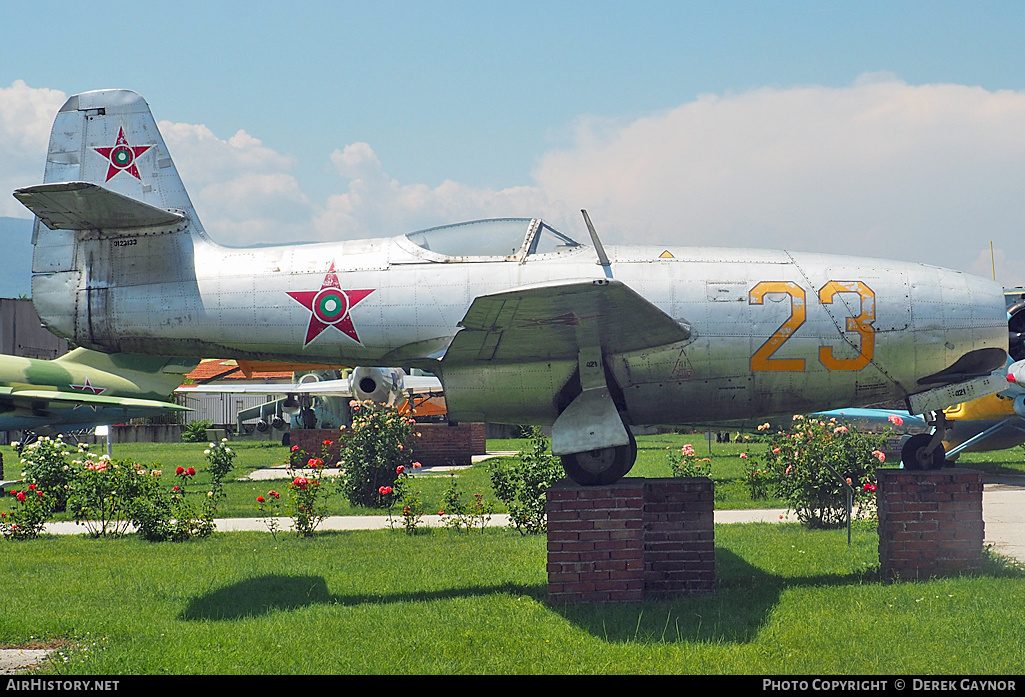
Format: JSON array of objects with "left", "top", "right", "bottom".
[
  {"left": 0, "top": 386, "right": 188, "bottom": 412},
  {"left": 13, "top": 181, "right": 185, "bottom": 231}
]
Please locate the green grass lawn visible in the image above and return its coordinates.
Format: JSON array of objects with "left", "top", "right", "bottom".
[
  {"left": 0, "top": 434, "right": 787, "bottom": 519},
  {"left": 1, "top": 524, "right": 1023, "bottom": 674},
  {"left": 953, "top": 446, "right": 1025, "bottom": 477},
  {"left": 3, "top": 434, "right": 1024, "bottom": 674},
  {"left": 4, "top": 433, "right": 1020, "bottom": 522}
]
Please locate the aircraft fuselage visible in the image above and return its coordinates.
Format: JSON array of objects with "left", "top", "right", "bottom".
[{"left": 30, "top": 224, "right": 1007, "bottom": 426}]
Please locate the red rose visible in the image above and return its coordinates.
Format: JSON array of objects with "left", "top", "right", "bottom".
[
  {"left": 269, "top": 490, "right": 280, "bottom": 499},
  {"left": 378, "top": 486, "right": 393, "bottom": 496},
  {"left": 16, "top": 491, "right": 26, "bottom": 502},
  {"left": 291, "top": 444, "right": 300, "bottom": 452},
  {"left": 396, "top": 465, "right": 405, "bottom": 475},
  {"left": 257, "top": 496, "right": 266, "bottom": 503},
  {"left": 186, "top": 467, "right": 196, "bottom": 476},
  {"left": 176, "top": 466, "right": 185, "bottom": 475}
]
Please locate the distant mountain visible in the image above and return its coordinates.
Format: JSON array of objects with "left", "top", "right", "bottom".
[{"left": 0, "top": 217, "right": 34, "bottom": 299}]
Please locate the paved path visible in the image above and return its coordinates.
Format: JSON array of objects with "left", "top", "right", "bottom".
[{"left": 37, "top": 482, "right": 1023, "bottom": 563}]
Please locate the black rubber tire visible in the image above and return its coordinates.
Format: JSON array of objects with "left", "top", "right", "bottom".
[
  {"left": 901, "top": 432, "right": 946, "bottom": 470},
  {"left": 561, "top": 431, "right": 637, "bottom": 486}
]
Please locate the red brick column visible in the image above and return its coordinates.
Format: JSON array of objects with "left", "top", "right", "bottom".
[
  {"left": 643, "top": 478, "right": 716, "bottom": 595},
  {"left": 546, "top": 477, "right": 714, "bottom": 603},
  {"left": 289, "top": 423, "right": 485, "bottom": 468},
  {"left": 877, "top": 469, "right": 984, "bottom": 581}
]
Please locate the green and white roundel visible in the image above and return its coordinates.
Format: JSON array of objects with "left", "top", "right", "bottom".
[{"left": 313, "top": 288, "right": 349, "bottom": 325}]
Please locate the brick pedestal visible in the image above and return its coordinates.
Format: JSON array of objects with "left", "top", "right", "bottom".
[
  {"left": 877, "top": 469, "right": 984, "bottom": 581},
  {"left": 289, "top": 423, "right": 485, "bottom": 468},
  {"left": 546, "top": 477, "right": 714, "bottom": 603}
]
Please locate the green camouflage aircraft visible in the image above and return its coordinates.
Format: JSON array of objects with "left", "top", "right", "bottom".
[{"left": 0, "top": 348, "right": 195, "bottom": 435}]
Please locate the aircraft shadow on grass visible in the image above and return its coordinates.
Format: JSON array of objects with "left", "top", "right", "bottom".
[
  {"left": 178, "top": 549, "right": 884, "bottom": 644},
  {"left": 177, "top": 575, "right": 545, "bottom": 623},
  {"left": 553, "top": 549, "right": 878, "bottom": 644},
  {"left": 178, "top": 547, "right": 1025, "bottom": 641}
]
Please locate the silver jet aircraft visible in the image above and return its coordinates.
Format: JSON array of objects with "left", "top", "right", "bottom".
[{"left": 13, "top": 90, "right": 1012, "bottom": 484}]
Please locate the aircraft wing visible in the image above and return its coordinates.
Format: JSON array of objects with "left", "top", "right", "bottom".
[
  {"left": 176, "top": 380, "right": 354, "bottom": 396},
  {"left": 811, "top": 408, "right": 929, "bottom": 433},
  {"left": 175, "top": 375, "right": 443, "bottom": 397},
  {"left": 444, "top": 278, "right": 691, "bottom": 363},
  {"left": 0, "top": 387, "right": 188, "bottom": 413}
]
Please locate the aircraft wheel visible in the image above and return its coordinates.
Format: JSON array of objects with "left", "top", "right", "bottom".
[
  {"left": 560, "top": 431, "right": 637, "bottom": 486},
  {"left": 901, "top": 433, "right": 946, "bottom": 470}
]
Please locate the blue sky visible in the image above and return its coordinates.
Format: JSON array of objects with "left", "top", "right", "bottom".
[{"left": 4, "top": 1, "right": 1025, "bottom": 281}]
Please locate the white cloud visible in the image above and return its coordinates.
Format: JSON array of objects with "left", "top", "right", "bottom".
[
  {"left": 0, "top": 81, "right": 66, "bottom": 217},
  {"left": 532, "top": 77, "right": 1025, "bottom": 284},
  {"left": 313, "top": 142, "right": 554, "bottom": 239},
  {"left": 156, "top": 122, "right": 312, "bottom": 245}
]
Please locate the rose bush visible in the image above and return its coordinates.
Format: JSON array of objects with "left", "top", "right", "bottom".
[
  {"left": 490, "top": 426, "right": 562, "bottom": 535},
  {"left": 665, "top": 443, "right": 712, "bottom": 478},
  {"left": 337, "top": 401, "right": 415, "bottom": 508},
  {"left": 763, "top": 415, "right": 884, "bottom": 528},
  {"left": 0, "top": 484, "right": 52, "bottom": 540}
]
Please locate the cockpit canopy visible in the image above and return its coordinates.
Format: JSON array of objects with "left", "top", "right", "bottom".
[{"left": 404, "top": 218, "right": 580, "bottom": 260}]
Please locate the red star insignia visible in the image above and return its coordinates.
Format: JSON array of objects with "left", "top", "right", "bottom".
[
  {"left": 93, "top": 126, "right": 153, "bottom": 181},
  {"left": 287, "top": 264, "right": 374, "bottom": 346},
  {"left": 70, "top": 378, "right": 106, "bottom": 395}
]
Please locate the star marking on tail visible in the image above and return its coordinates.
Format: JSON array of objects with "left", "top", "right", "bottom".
[
  {"left": 93, "top": 126, "right": 153, "bottom": 181},
  {"left": 287, "top": 264, "right": 374, "bottom": 346}
]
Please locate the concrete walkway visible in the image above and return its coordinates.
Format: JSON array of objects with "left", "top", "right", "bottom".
[{"left": 35, "top": 477, "right": 1024, "bottom": 560}]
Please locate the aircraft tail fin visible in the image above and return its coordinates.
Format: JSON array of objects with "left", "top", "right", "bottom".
[
  {"left": 25, "top": 89, "right": 202, "bottom": 231},
  {"left": 55, "top": 348, "right": 198, "bottom": 377},
  {"left": 16, "top": 90, "right": 209, "bottom": 350}
]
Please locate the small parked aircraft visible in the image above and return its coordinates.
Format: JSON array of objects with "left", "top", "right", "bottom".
[
  {"left": 13, "top": 89, "right": 1014, "bottom": 484},
  {"left": 176, "top": 365, "right": 443, "bottom": 432},
  {"left": 0, "top": 347, "right": 193, "bottom": 435}
]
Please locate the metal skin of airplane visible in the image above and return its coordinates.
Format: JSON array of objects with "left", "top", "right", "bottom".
[
  {"left": 0, "top": 347, "right": 194, "bottom": 435},
  {"left": 12, "top": 89, "right": 1015, "bottom": 485}
]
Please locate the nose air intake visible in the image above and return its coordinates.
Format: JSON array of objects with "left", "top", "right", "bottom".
[{"left": 1008, "top": 299, "right": 1025, "bottom": 361}]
